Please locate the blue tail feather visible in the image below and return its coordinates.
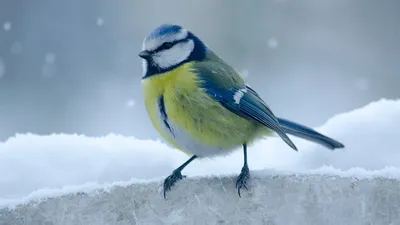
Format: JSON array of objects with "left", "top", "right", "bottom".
[{"left": 277, "top": 117, "right": 344, "bottom": 150}]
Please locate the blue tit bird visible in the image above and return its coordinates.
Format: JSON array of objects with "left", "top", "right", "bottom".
[{"left": 139, "top": 24, "right": 344, "bottom": 198}]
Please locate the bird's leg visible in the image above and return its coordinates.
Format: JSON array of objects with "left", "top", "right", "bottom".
[
  {"left": 236, "top": 144, "right": 250, "bottom": 197},
  {"left": 163, "top": 155, "right": 197, "bottom": 199}
]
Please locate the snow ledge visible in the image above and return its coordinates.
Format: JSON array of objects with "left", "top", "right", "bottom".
[{"left": 1, "top": 168, "right": 400, "bottom": 225}]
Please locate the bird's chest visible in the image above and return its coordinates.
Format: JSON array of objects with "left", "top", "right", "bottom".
[
  {"left": 141, "top": 64, "right": 199, "bottom": 131},
  {"left": 141, "top": 65, "right": 231, "bottom": 156}
]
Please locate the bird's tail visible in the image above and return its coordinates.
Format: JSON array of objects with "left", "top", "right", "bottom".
[{"left": 277, "top": 117, "right": 344, "bottom": 150}]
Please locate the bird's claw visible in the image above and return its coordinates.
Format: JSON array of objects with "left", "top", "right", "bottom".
[
  {"left": 163, "top": 170, "right": 185, "bottom": 199},
  {"left": 236, "top": 164, "right": 250, "bottom": 197}
]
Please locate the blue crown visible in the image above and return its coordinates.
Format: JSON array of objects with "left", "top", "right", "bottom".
[{"left": 148, "top": 24, "right": 183, "bottom": 39}]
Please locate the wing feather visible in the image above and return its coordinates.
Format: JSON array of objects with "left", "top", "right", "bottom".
[{"left": 193, "top": 56, "right": 297, "bottom": 151}]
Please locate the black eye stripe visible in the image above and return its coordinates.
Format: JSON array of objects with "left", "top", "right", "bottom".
[
  {"left": 152, "top": 39, "right": 187, "bottom": 53},
  {"left": 161, "top": 42, "right": 173, "bottom": 49}
]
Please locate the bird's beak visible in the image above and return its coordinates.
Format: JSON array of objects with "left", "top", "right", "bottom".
[{"left": 138, "top": 50, "right": 151, "bottom": 59}]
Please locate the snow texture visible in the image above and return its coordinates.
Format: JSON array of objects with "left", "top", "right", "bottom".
[{"left": 0, "top": 98, "right": 400, "bottom": 224}]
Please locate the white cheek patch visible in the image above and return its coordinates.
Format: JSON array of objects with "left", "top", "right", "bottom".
[
  {"left": 143, "top": 29, "right": 188, "bottom": 52},
  {"left": 141, "top": 59, "right": 148, "bottom": 76},
  {"left": 152, "top": 40, "right": 194, "bottom": 69}
]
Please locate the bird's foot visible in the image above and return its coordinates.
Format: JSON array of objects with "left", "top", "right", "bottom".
[
  {"left": 236, "top": 164, "right": 250, "bottom": 197},
  {"left": 163, "top": 170, "right": 186, "bottom": 199}
]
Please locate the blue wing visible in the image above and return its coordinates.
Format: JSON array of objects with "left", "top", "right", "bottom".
[
  {"left": 193, "top": 51, "right": 343, "bottom": 151},
  {"left": 198, "top": 74, "right": 298, "bottom": 151}
]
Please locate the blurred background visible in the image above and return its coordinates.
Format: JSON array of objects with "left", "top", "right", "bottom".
[{"left": 0, "top": 0, "right": 399, "bottom": 141}]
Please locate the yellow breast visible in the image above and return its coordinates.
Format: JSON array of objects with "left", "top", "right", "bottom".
[
  {"left": 141, "top": 63, "right": 198, "bottom": 153},
  {"left": 141, "top": 62, "right": 264, "bottom": 156}
]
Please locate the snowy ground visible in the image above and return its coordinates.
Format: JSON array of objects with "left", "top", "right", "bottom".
[{"left": 0, "top": 98, "right": 400, "bottom": 224}]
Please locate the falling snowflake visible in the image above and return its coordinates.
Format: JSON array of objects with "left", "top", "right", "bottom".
[
  {"left": 0, "top": 57, "right": 5, "bottom": 78},
  {"left": 3, "top": 21, "right": 11, "bottom": 31},
  {"left": 125, "top": 99, "right": 136, "bottom": 108},
  {"left": 45, "top": 52, "right": 56, "bottom": 64},
  {"left": 97, "top": 17, "right": 104, "bottom": 27},
  {"left": 267, "top": 37, "right": 278, "bottom": 49},
  {"left": 41, "top": 53, "right": 57, "bottom": 78},
  {"left": 355, "top": 77, "right": 369, "bottom": 91}
]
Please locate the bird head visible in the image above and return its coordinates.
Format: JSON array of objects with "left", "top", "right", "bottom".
[{"left": 139, "top": 24, "right": 207, "bottom": 78}]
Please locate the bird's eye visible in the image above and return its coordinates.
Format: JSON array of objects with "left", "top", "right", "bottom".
[{"left": 163, "top": 42, "right": 174, "bottom": 49}]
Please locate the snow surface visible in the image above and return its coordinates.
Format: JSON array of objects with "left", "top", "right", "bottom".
[
  {"left": 2, "top": 173, "right": 400, "bottom": 225},
  {"left": 0, "top": 98, "right": 400, "bottom": 209}
]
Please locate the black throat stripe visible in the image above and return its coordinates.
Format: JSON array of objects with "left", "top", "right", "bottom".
[{"left": 157, "top": 95, "right": 175, "bottom": 137}]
